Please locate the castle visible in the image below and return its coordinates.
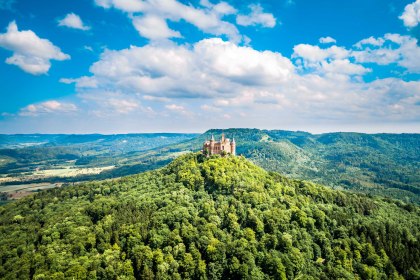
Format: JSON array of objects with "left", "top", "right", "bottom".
[{"left": 203, "top": 133, "right": 236, "bottom": 156}]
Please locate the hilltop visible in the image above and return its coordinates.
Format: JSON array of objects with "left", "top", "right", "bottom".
[
  {"left": 109, "top": 128, "right": 420, "bottom": 203},
  {"left": 0, "top": 153, "right": 419, "bottom": 279}
]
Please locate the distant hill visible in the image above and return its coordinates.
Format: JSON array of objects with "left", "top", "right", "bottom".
[
  {"left": 0, "top": 133, "right": 197, "bottom": 180},
  {"left": 0, "top": 129, "right": 419, "bottom": 204},
  {"left": 200, "top": 129, "right": 420, "bottom": 204},
  {"left": 118, "top": 129, "right": 420, "bottom": 204},
  {"left": 0, "top": 153, "right": 418, "bottom": 279}
]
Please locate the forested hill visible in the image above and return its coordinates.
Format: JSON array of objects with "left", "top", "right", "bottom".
[
  {"left": 0, "top": 153, "right": 419, "bottom": 279},
  {"left": 150, "top": 129, "right": 419, "bottom": 204}
]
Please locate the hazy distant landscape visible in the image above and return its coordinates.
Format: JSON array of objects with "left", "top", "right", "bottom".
[
  {"left": 1, "top": 129, "right": 419, "bottom": 204},
  {"left": 0, "top": 133, "right": 197, "bottom": 203}
]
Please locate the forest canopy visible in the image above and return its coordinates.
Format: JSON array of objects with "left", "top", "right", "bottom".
[{"left": 0, "top": 153, "right": 419, "bottom": 279}]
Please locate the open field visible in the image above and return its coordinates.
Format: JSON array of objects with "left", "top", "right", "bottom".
[
  {"left": 0, "top": 165, "right": 115, "bottom": 184},
  {"left": 33, "top": 165, "right": 115, "bottom": 177},
  {"left": 0, "top": 182, "right": 60, "bottom": 193},
  {"left": 0, "top": 182, "right": 62, "bottom": 201}
]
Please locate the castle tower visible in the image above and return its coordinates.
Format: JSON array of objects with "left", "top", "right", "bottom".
[
  {"left": 230, "top": 137, "right": 236, "bottom": 155},
  {"left": 210, "top": 134, "right": 215, "bottom": 155}
]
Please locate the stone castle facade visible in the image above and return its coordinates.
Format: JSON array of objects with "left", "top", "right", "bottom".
[{"left": 203, "top": 133, "right": 236, "bottom": 156}]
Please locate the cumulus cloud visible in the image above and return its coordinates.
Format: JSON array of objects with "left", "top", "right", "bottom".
[
  {"left": 293, "top": 44, "right": 349, "bottom": 62},
  {"left": 353, "top": 34, "right": 420, "bottom": 72},
  {"left": 321, "top": 59, "right": 371, "bottom": 76},
  {"left": 19, "top": 101, "right": 77, "bottom": 116},
  {"left": 58, "top": 13, "right": 90, "bottom": 30},
  {"left": 293, "top": 34, "right": 420, "bottom": 74},
  {"left": 195, "top": 38, "right": 293, "bottom": 85},
  {"left": 95, "top": 0, "right": 145, "bottom": 12},
  {"left": 95, "top": 0, "right": 242, "bottom": 42},
  {"left": 399, "top": 0, "right": 420, "bottom": 28},
  {"left": 0, "top": 21, "right": 70, "bottom": 75},
  {"left": 292, "top": 44, "right": 360, "bottom": 76},
  {"left": 319, "top": 36, "right": 336, "bottom": 44},
  {"left": 60, "top": 36, "right": 419, "bottom": 129},
  {"left": 72, "top": 38, "right": 294, "bottom": 102},
  {"left": 132, "top": 15, "right": 181, "bottom": 40},
  {"left": 200, "top": 1, "right": 237, "bottom": 15},
  {"left": 236, "top": 4, "right": 276, "bottom": 28},
  {"left": 354, "top": 36, "right": 385, "bottom": 48},
  {"left": 60, "top": 76, "right": 98, "bottom": 88}
]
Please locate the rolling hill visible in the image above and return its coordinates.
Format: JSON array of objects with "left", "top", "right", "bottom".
[
  {"left": 0, "top": 129, "right": 419, "bottom": 204},
  {"left": 106, "top": 129, "right": 420, "bottom": 204},
  {"left": 0, "top": 153, "right": 418, "bottom": 279}
]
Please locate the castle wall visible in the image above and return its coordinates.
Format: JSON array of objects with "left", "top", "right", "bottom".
[{"left": 203, "top": 137, "right": 236, "bottom": 156}]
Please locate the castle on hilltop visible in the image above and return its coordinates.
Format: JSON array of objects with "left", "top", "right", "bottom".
[{"left": 203, "top": 133, "right": 236, "bottom": 156}]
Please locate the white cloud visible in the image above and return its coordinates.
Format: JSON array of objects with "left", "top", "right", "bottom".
[
  {"left": 84, "top": 45, "right": 94, "bottom": 52},
  {"left": 236, "top": 4, "right": 276, "bottom": 28},
  {"left": 319, "top": 36, "right": 336, "bottom": 44},
  {"left": 74, "top": 38, "right": 294, "bottom": 103},
  {"left": 399, "top": 0, "right": 420, "bottom": 28},
  {"left": 95, "top": 0, "right": 242, "bottom": 42},
  {"left": 211, "top": 2, "right": 237, "bottom": 15},
  {"left": 321, "top": 59, "right": 371, "bottom": 76},
  {"left": 0, "top": 21, "right": 70, "bottom": 75},
  {"left": 105, "top": 98, "right": 139, "bottom": 114},
  {"left": 132, "top": 15, "right": 181, "bottom": 40},
  {"left": 19, "top": 101, "right": 77, "bottom": 116},
  {"left": 58, "top": 13, "right": 90, "bottom": 31},
  {"left": 293, "top": 44, "right": 349, "bottom": 62},
  {"left": 294, "top": 34, "right": 420, "bottom": 74},
  {"left": 194, "top": 38, "right": 294, "bottom": 85},
  {"left": 353, "top": 34, "right": 420, "bottom": 72},
  {"left": 292, "top": 44, "right": 353, "bottom": 76},
  {"left": 166, "top": 104, "right": 185, "bottom": 111},
  {"left": 60, "top": 76, "right": 98, "bottom": 88},
  {"left": 354, "top": 36, "right": 385, "bottom": 48},
  {"left": 165, "top": 103, "right": 193, "bottom": 117},
  {"left": 200, "top": 0, "right": 237, "bottom": 15},
  {"left": 95, "top": 0, "right": 145, "bottom": 12}
]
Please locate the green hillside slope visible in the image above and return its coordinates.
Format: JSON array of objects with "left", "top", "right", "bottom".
[
  {"left": 141, "top": 129, "right": 419, "bottom": 204},
  {"left": 0, "top": 153, "right": 419, "bottom": 279}
]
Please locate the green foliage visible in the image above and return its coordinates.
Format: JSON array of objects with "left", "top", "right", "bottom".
[
  {"left": 0, "top": 153, "right": 419, "bottom": 279},
  {"left": 201, "top": 129, "right": 420, "bottom": 204}
]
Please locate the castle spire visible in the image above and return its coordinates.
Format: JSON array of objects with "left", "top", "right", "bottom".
[{"left": 211, "top": 134, "right": 215, "bottom": 141}]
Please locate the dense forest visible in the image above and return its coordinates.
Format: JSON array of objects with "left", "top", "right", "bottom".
[{"left": 0, "top": 153, "right": 419, "bottom": 279}]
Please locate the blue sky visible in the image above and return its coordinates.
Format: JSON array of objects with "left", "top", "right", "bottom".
[{"left": 0, "top": 0, "right": 419, "bottom": 133}]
